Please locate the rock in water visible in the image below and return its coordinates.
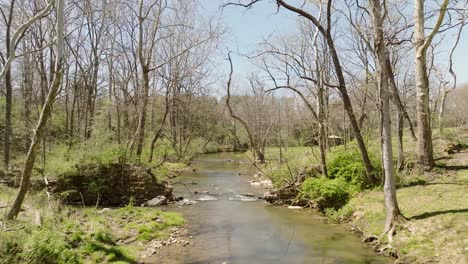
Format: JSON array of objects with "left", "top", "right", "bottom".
[{"left": 145, "top": 196, "right": 168, "bottom": 206}]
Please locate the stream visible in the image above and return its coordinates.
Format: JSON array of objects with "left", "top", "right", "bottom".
[{"left": 155, "top": 152, "right": 391, "bottom": 264}]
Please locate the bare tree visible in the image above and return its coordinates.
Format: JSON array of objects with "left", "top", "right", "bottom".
[
  {"left": 7, "top": 0, "right": 64, "bottom": 220},
  {"left": 226, "top": 0, "right": 378, "bottom": 183},
  {"left": 0, "top": 0, "right": 54, "bottom": 170}
]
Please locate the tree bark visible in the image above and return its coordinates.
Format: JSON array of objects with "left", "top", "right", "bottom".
[
  {"left": 397, "top": 110, "right": 405, "bottom": 170},
  {"left": 4, "top": 66, "right": 12, "bottom": 170},
  {"left": 369, "top": 0, "right": 401, "bottom": 232},
  {"left": 414, "top": 0, "right": 449, "bottom": 170}
]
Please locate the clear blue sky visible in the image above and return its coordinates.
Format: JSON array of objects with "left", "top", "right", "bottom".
[{"left": 199, "top": 0, "right": 468, "bottom": 86}]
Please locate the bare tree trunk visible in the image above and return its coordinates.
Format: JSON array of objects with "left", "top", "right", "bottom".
[
  {"left": 397, "top": 110, "right": 405, "bottom": 170},
  {"left": 385, "top": 56, "right": 417, "bottom": 141},
  {"left": 312, "top": 5, "right": 328, "bottom": 177},
  {"left": 4, "top": 66, "right": 12, "bottom": 170},
  {"left": 135, "top": 67, "right": 149, "bottom": 158},
  {"left": 225, "top": 53, "right": 265, "bottom": 164},
  {"left": 438, "top": 90, "right": 448, "bottom": 134},
  {"left": 148, "top": 92, "right": 170, "bottom": 162},
  {"left": 414, "top": 0, "right": 449, "bottom": 170},
  {"left": 22, "top": 52, "right": 34, "bottom": 149},
  {"left": 7, "top": 0, "right": 64, "bottom": 220},
  {"left": 3, "top": 0, "right": 14, "bottom": 170},
  {"left": 370, "top": 0, "right": 401, "bottom": 233}
]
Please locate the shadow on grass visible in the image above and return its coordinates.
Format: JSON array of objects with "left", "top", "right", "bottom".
[
  {"left": 88, "top": 242, "right": 137, "bottom": 263},
  {"left": 410, "top": 208, "right": 468, "bottom": 220},
  {"left": 436, "top": 164, "right": 468, "bottom": 170}
]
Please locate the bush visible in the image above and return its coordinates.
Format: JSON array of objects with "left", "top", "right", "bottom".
[
  {"left": 300, "top": 177, "right": 350, "bottom": 211},
  {"left": 327, "top": 149, "right": 381, "bottom": 190}
]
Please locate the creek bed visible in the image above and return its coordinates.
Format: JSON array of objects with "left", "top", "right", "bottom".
[{"left": 152, "top": 152, "right": 391, "bottom": 264}]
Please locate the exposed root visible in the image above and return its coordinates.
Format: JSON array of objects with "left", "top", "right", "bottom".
[{"left": 373, "top": 214, "right": 411, "bottom": 257}]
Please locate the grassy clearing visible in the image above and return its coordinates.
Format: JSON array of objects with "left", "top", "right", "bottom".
[{"left": 0, "top": 187, "right": 185, "bottom": 264}]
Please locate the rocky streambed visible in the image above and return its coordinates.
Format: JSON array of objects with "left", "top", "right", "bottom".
[{"left": 149, "top": 152, "right": 392, "bottom": 264}]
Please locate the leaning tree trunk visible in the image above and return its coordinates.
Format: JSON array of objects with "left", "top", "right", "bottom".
[
  {"left": 276, "top": 0, "right": 377, "bottom": 185},
  {"left": 6, "top": 0, "right": 64, "bottom": 220},
  {"left": 225, "top": 53, "right": 265, "bottom": 164},
  {"left": 370, "top": 0, "right": 401, "bottom": 233},
  {"left": 385, "top": 56, "right": 417, "bottom": 141}
]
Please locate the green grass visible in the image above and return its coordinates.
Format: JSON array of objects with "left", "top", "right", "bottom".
[
  {"left": 332, "top": 171, "right": 468, "bottom": 263},
  {"left": 0, "top": 192, "right": 185, "bottom": 264}
]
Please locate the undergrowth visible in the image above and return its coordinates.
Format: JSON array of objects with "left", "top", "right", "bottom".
[{"left": 0, "top": 202, "right": 185, "bottom": 264}]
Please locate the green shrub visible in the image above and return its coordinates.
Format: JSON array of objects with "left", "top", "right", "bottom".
[
  {"left": 327, "top": 149, "right": 381, "bottom": 190},
  {"left": 300, "top": 177, "right": 350, "bottom": 211}
]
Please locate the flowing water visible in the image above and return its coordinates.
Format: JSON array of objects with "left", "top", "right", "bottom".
[{"left": 156, "top": 152, "right": 391, "bottom": 264}]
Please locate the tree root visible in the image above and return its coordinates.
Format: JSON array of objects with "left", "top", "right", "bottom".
[{"left": 374, "top": 214, "right": 412, "bottom": 258}]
